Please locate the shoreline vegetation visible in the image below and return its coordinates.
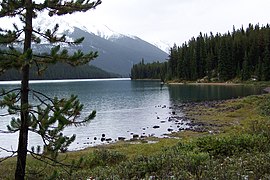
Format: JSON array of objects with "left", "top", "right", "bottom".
[{"left": 1, "top": 85, "right": 270, "bottom": 179}]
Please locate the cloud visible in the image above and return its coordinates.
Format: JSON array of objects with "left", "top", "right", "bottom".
[{"left": 1, "top": 0, "right": 269, "bottom": 47}]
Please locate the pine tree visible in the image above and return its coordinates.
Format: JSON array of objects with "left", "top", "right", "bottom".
[
  {"left": 168, "top": 44, "right": 178, "bottom": 79},
  {"left": 255, "top": 57, "right": 263, "bottom": 80},
  {"left": 241, "top": 51, "right": 251, "bottom": 80},
  {"left": 262, "top": 45, "right": 270, "bottom": 81},
  {"left": 218, "top": 38, "right": 229, "bottom": 81},
  {"left": 0, "top": 0, "right": 101, "bottom": 179}
]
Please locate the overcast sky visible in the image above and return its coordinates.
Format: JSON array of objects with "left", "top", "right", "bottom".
[
  {"left": 79, "top": 0, "right": 269, "bottom": 48},
  {"left": 1, "top": 0, "right": 269, "bottom": 51}
]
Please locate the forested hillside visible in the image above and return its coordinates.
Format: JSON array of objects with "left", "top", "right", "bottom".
[
  {"left": 131, "top": 24, "right": 270, "bottom": 82},
  {"left": 0, "top": 63, "right": 119, "bottom": 81}
]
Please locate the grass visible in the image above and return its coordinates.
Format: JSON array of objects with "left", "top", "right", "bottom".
[{"left": 1, "top": 93, "right": 270, "bottom": 179}]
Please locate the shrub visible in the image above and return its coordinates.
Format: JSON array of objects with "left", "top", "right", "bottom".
[
  {"left": 84, "top": 149, "right": 127, "bottom": 168},
  {"left": 195, "top": 134, "right": 269, "bottom": 157}
]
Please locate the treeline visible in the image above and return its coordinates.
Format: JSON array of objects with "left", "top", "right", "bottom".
[
  {"left": 0, "top": 63, "right": 119, "bottom": 81},
  {"left": 131, "top": 23, "right": 270, "bottom": 82},
  {"left": 130, "top": 59, "right": 167, "bottom": 80}
]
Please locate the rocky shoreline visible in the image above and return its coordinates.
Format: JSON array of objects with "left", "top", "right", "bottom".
[
  {"left": 81, "top": 100, "right": 230, "bottom": 148},
  {"left": 173, "top": 100, "right": 227, "bottom": 134}
]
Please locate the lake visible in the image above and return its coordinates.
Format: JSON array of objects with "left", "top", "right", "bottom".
[{"left": 0, "top": 78, "right": 263, "bottom": 157}]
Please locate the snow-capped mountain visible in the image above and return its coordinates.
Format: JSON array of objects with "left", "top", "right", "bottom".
[
  {"left": 1, "top": 13, "right": 168, "bottom": 76},
  {"left": 152, "top": 40, "right": 171, "bottom": 54},
  {"left": 33, "top": 12, "right": 137, "bottom": 43}
]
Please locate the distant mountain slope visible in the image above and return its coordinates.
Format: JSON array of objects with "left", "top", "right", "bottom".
[
  {"left": 1, "top": 14, "right": 169, "bottom": 77},
  {"left": 69, "top": 28, "right": 168, "bottom": 76},
  {"left": 0, "top": 64, "right": 119, "bottom": 81}
]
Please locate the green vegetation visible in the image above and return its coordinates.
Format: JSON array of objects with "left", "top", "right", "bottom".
[
  {"left": 130, "top": 59, "right": 167, "bottom": 80},
  {"left": 0, "top": 0, "right": 101, "bottom": 179},
  {"left": 1, "top": 93, "right": 270, "bottom": 179},
  {"left": 131, "top": 24, "right": 270, "bottom": 83},
  {"left": 0, "top": 63, "right": 119, "bottom": 81}
]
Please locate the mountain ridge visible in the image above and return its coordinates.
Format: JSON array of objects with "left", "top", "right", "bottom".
[{"left": 1, "top": 14, "right": 169, "bottom": 76}]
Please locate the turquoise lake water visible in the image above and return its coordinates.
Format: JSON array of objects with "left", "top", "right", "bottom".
[{"left": 0, "top": 78, "right": 263, "bottom": 156}]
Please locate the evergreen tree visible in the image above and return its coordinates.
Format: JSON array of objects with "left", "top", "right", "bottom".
[
  {"left": 262, "top": 46, "right": 270, "bottom": 81},
  {"left": 241, "top": 52, "right": 251, "bottom": 80},
  {"left": 168, "top": 44, "right": 178, "bottom": 79},
  {"left": 255, "top": 57, "right": 263, "bottom": 80},
  {"left": 130, "top": 23, "right": 270, "bottom": 83},
  {"left": 218, "top": 38, "right": 231, "bottom": 81},
  {"left": 0, "top": 0, "right": 101, "bottom": 179}
]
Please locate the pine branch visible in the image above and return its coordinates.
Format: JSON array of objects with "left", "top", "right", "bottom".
[
  {"left": 31, "top": 90, "right": 54, "bottom": 104},
  {"left": 0, "top": 113, "right": 12, "bottom": 117},
  {"left": 0, "top": 0, "right": 25, "bottom": 17},
  {"left": 34, "top": 0, "right": 102, "bottom": 16},
  {"left": 0, "top": 88, "right": 20, "bottom": 97},
  {"left": 0, "top": 129, "right": 18, "bottom": 133},
  {"left": 0, "top": 147, "right": 16, "bottom": 163},
  {"left": 24, "top": 162, "right": 49, "bottom": 178},
  {"left": 0, "top": 48, "right": 25, "bottom": 73},
  {"left": 31, "top": 48, "right": 98, "bottom": 68},
  {"left": 0, "top": 28, "right": 24, "bottom": 44},
  {"left": 32, "top": 28, "right": 84, "bottom": 45},
  {"left": 28, "top": 150, "right": 74, "bottom": 175}
]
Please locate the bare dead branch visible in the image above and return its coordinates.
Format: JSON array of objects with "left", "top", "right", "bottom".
[
  {"left": 0, "top": 88, "right": 20, "bottom": 97},
  {"left": 0, "top": 147, "right": 16, "bottom": 163}
]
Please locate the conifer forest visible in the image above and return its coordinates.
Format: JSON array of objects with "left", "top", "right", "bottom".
[{"left": 131, "top": 24, "right": 270, "bottom": 82}]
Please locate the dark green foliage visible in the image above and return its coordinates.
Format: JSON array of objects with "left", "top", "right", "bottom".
[
  {"left": 84, "top": 149, "right": 127, "bottom": 168},
  {"left": 0, "top": 0, "right": 102, "bottom": 179},
  {"left": 130, "top": 59, "right": 167, "bottom": 80},
  {"left": 131, "top": 23, "right": 270, "bottom": 82},
  {"left": 259, "top": 95, "right": 270, "bottom": 116},
  {"left": 262, "top": 46, "right": 270, "bottom": 81},
  {"left": 70, "top": 132, "right": 270, "bottom": 179},
  {"left": 0, "top": 63, "right": 119, "bottom": 80},
  {"left": 241, "top": 52, "right": 251, "bottom": 80},
  {"left": 196, "top": 134, "right": 269, "bottom": 157}
]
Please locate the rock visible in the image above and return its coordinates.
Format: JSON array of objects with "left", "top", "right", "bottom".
[
  {"left": 179, "top": 127, "right": 185, "bottom": 131},
  {"left": 157, "top": 116, "right": 160, "bottom": 119},
  {"left": 133, "top": 134, "right": 139, "bottom": 139},
  {"left": 160, "top": 121, "right": 166, "bottom": 123},
  {"left": 106, "top": 138, "right": 112, "bottom": 142},
  {"left": 101, "top": 137, "right": 105, "bottom": 142},
  {"left": 102, "top": 134, "right": 106, "bottom": 137},
  {"left": 118, "top": 137, "right": 126, "bottom": 141},
  {"left": 167, "top": 128, "right": 174, "bottom": 132},
  {"left": 172, "top": 111, "right": 176, "bottom": 115},
  {"left": 153, "top": 125, "right": 160, "bottom": 129},
  {"left": 94, "top": 137, "right": 97, "bottom": 140}
]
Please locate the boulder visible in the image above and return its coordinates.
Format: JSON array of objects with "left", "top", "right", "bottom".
[{"left": 118, "top": 137, "right": 126, "bottom": 141}]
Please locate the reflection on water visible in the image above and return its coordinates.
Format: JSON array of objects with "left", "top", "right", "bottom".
[
  {"left": 168, "top": 84, "right": 262, "bottom": 103},
  {"left": 0, "top": 79, "right": 263, "bottom": 157}
]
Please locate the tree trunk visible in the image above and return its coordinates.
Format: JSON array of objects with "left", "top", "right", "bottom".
[{"left": 15, "top": 0, "right": 32, "bottom": 179}]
